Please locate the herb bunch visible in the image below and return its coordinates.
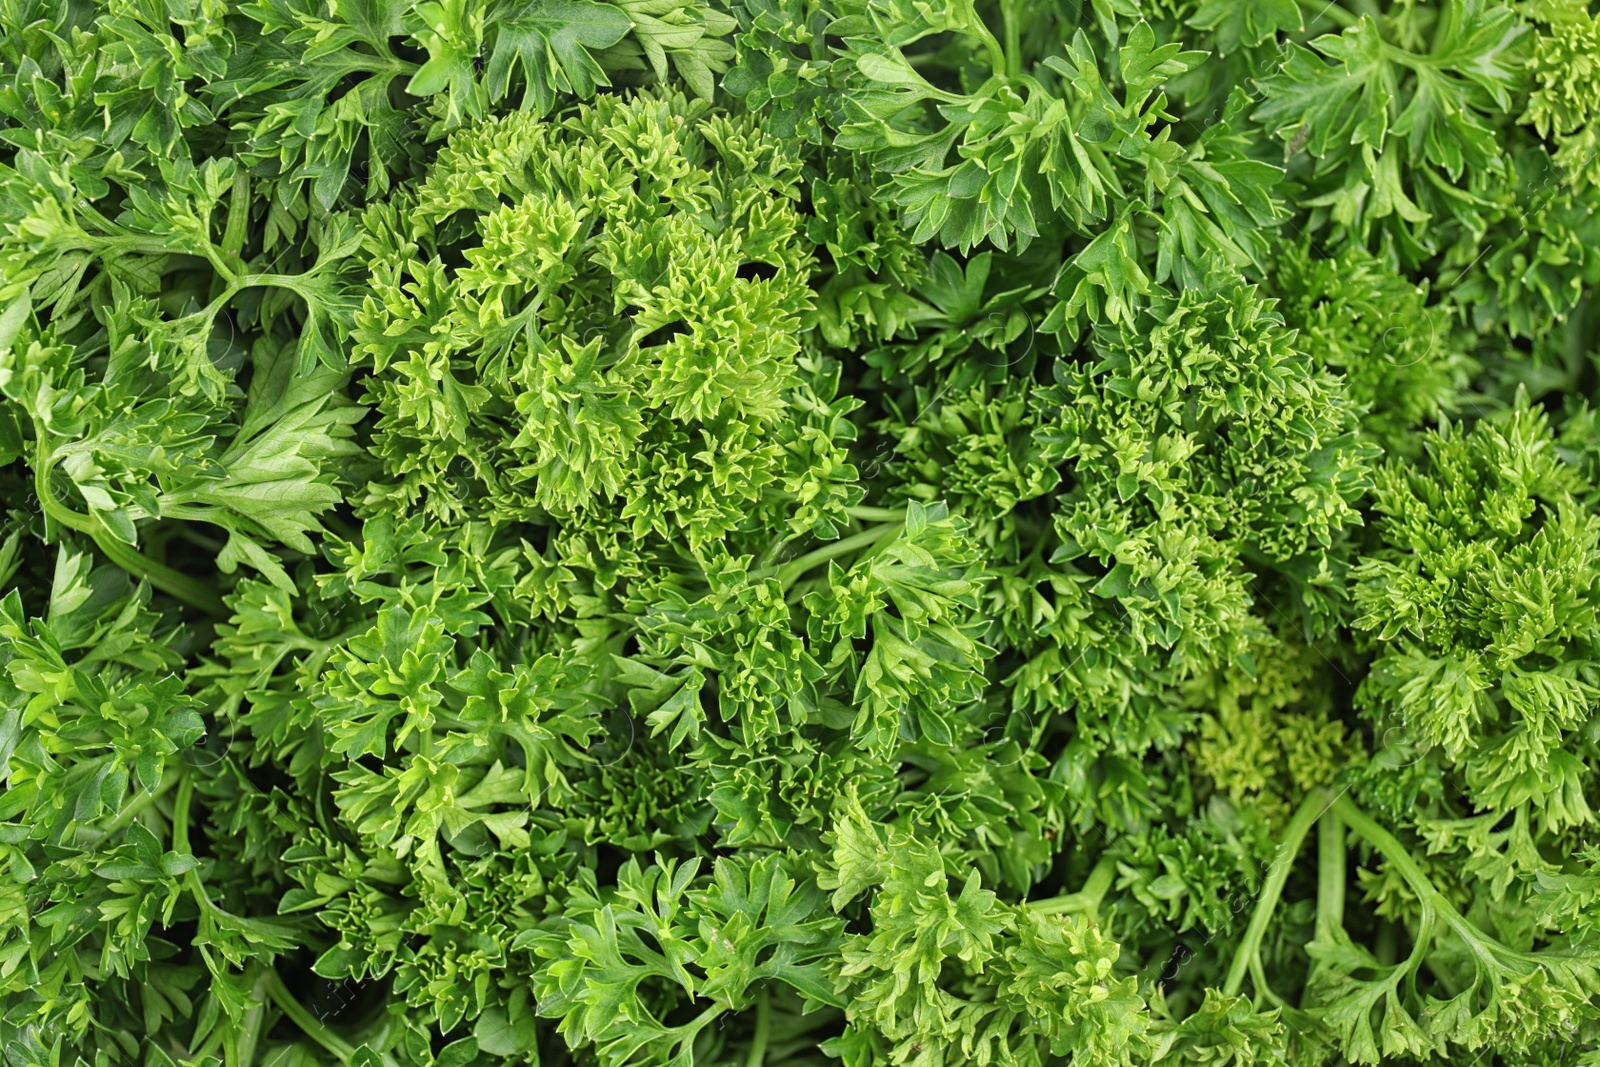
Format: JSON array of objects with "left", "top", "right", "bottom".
[{"left": 2, "top": 1, "right": 1600, "bottom": 1066}]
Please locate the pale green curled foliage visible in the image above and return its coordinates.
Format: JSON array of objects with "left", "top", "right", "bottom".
[
  {"left": 1336, "top": 399, "right": 1600, "bottom": 1061},
  {"left": 1352, "top": 397, "right": 1600, "bottom": 832},
  {"left": 5, "top": 0, "right": 1600, "bottom": 1064},
  {"left": 817, "top": 790, "right": 1152, "bottom": 1067},
  {"left": 1185, "top": 628, "right": 1357, "bottom": 826},
  {"left": 1520, "top": 0, "right": 1600, "bottom": 192},
  {"left": 1147, "top": 987, "right": 1289, "bottom": 1067},
  {"left": 353, "top": 87, "right": 861, "bottom": 549}
]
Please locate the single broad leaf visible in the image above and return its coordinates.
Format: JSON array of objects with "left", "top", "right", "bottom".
[
  {"left": 0, "top": 292, "right": 30, "bottom": 361},
  {"left": 916, "top": 251, "right": 991, "bottom": 322},
  {"left": 1253, "top": 32, "right": 1391, "bottom": 161},
  {"left": 485, "top": 0, "right": 633, "bottom": 114},
  {"left": 1188, "top": 0, "right": 1301, "bottom": 56}
]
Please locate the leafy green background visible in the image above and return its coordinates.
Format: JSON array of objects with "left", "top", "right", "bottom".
[{"left": 2, "top": 0, "right": 1600, "bottom": 1064}]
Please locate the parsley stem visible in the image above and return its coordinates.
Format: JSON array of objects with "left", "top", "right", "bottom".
[
  {"left": 745, "top": 987, "right": 771, "bottom": 1067},
  {"left": 172, "top": 772, "right": 194, "bottom": 855},
  {"left": 220, "top": 170, "right": 252, "bottom": 268},
  {"left": 98, "top": 533, "right": 225, "bottom": 615},
  {"left": 1330, "top": 795, "right": 1444, "bottom": 908},
  {"left": 71, "top": 198, "right": 129, "bottom": 236},
  {"left": 241, "top": 271, "right": 319, "bottom": 299},
  {"left": 1028, "top": 854, "right": 1117, "bottom": 919},
  {"left": 1223, "top": 787, "right": 1332, "bottom": 998},
  {"left": 81, "top": 767, "right": 182, "bottom": 844},
  {"left": 176, "top": 797, "right": 334, "bottom": 1066},
  {"left": 33, "top": 443, "right": 228, "bottom": 616},
  {"left": 1247, "top": 952, "right": 1289, "bottom": 1010},
  {"left": 774, "top": 521, "right": 903, "bottom": 589},
  {"left": 963, "top": 0, "right": 1007, "bottom": 76},
  {"left": 1001, "top": 0, "right": 1021, "bottom": 78},
  {"left": 1329, "top": 795, "right": 1483, "bottom": 952},
  {"left": 68, "top": 202, "right": 184, "bottom": 258},
  {"left": 843, "top": 505, "right": 905, "bottom": 523},
  {"left": 237, "top": 966, "right": 271, "bottom": 1067},
  {"left": 1295, "top": 0, "right": 1357, "bottom": 28},
  {"left": 263, "top": 967, "right": 361, "bottom": 1063},
  {"left": 185, "top": 966, "right": 269, "bottom": 1063},
  {"left": 1317, "top": 803, "right": 1345, "bottom": 933}
]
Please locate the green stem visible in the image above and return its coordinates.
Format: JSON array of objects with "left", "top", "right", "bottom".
[
  {"left": 1317, "top": 804, "right": 1345, "bottom": 934},
  {"left": 264, "top": 968, "right": 358, "bottom": 1063},
  {"left": 69, "top": 200, "right": 219, "bottom": 265},
  {"left": 1331, "top": 795, "right": 1445, "bottom": 910},
  {"left": 1028, "top": 855, "right": 1118, "bottom": 919},
  {"left": 220, "top": 170, "right": 252, "bottom": 271},
  {"left": 1402, "top": 905, "right": 1437, "bottom": 985},
  {"left": 1330, "top": 795, "right": 1479, "bottom": 946},
  {"left": 1001, "top": 0, "right": 1021, "bottom": 78},
  {"left": 1374, "top": 918, "right": 1398, "bottom": 966},
  {"left": 843, "top": 505, "right": 906, "bottom": 523},
  {"left": 172, "top": 773, "right": 194, "bottom": 855},
  {"left": 965, "top": 0, "right": 1007, "bottom": 76},
  {"left": 100, "top": 533, "right": 225, "bottom": 615},
  {"left": 1295, "top": 0, "right": 1357, "bottom": 29},
  {"left": 196, "top": 280, "right": 244, "bottom": 324},
  {"left": 1429, "top": 0, "right": 1455, "bottom": 58},
  {"left": 774, "top": 521, "right": 903, "bottom": 589},
  {"left": 204, "top": 965, "right": 269, "bottom": 1067},
  {"left": 173, "top": 775, "right": 232, "bottom": 941},
  {"left": 81, "top": 768, "right": 182, "bottom": 844},
  {"left": 239, "top": 271, "right": 322, "bottom": 302},
  {"left": 84, "top": 233, "right": 179, "bottom": 258},
  {"left": 33, "top": 443, "right": 227, "bottom": 616},
  {"left": 745, "top": 987, "right": 771, "bottom": 1067},
  {"left": 1223, "top": 788, "right": 1331, "bottom": 997},
  {"left": 756, "top": 530, "right": 802, "bottom": 571},
  {"left": 72, "top": 198, "right": 133, "bottom": 237},
  {"left": 1249, "top": 954, "right": 1289, "bottom": 1009},
  {"left": 200, "top": 242, "right": 239, "bottom": 287},
  {"left": 675, "top": 1005, "right": 725, "bottom": 1048}
]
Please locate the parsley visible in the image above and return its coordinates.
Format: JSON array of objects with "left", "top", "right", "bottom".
[{"left": 3, "top": 1, "right": 1600, "bottom": 1065}]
